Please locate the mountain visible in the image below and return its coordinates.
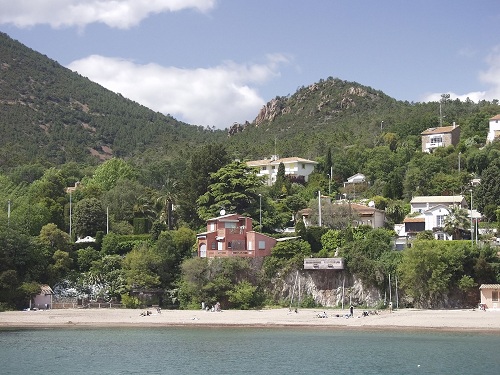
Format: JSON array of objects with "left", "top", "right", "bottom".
[
  {"left": 1, "top": 31, "right": 498, "bottom": 174},
  {"left": 0, "top": 32, "right": 224, "bottom": 170},
  {"left": 225, "top": 78, "right": 498, "bottom": 162}
]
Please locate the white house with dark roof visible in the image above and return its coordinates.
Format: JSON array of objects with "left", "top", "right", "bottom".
[
  {"left": 486, "top": 114, "right": 500, "bottom": 143},
  {"left": 246, "top": 155, "right": 317, "bottom": 186}
]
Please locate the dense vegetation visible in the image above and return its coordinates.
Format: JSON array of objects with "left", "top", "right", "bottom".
[{"left": 1, "top": 32, "right": 500, "bottom": 311}]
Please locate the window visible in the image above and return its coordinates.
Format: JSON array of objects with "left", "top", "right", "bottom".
[
  {"left": 227, "top": 241, "right": 232, "bottom": 249},
  {"left": 436, "top": 215, "right": 445, "bottom": 227},
  {"left": 224, "top": 222, "right": 237, "bottom": 229},
  {"left": 258, "top": 240, "right": 266, "bottom": 250},
  {"left": 430, "top": 136, "right": 443, "bottom": 144},
  {"left": 211, "top": 242, "right": 216, "bottom": 250},
  {"left": 437, "top": 233, "right": 445, "bottom": 240},
  {"left": 302, "top": 163, "right": 306, "bottom": 169},
  {"left": 272, "top": 165, "right": 276, "bottom": 170},
  {"left": 261, "top": 166, "right": 266, "bottom": 171},
  {"left": 493, "top": 290, "right": 499, "bottom": 302}
]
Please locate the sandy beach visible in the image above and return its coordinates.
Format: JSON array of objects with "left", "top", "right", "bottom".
[{"left": 1, "top": 307, "right": 499, "bottom": 332}]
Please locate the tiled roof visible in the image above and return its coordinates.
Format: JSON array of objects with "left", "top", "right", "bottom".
[
  {"left": 421, "top": 125, "right": 459, "bottom": 135},
  {"left": 410, "top": 195, "right": 464, "bottom": 204},
  {"left": 479, "top": 284, "right": 500, "bottom": 289},
  {"left": 350, "top": 203, "right": 382, "bottom": 214},
  {"left": 404, "top": 217, "right": 425, "bottom": 223},
  {"left": 247, "top": 157, "right": 317, "bottom": 166},
  {"left": 490, "top": 114, "right": 500, "bottom": 121},
  {"left": 40, "top": 285, "right": 53, "bottom": 295}
]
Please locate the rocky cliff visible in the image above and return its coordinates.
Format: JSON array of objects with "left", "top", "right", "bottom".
[{"left": 271, "top": 269, "right": 383, "bottom": 308}]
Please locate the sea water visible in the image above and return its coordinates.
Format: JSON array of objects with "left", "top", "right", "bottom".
[{"left": 0, "top": 327, "right": 499, "bottom": 374}]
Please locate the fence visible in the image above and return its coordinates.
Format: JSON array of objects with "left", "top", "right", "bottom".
[{"left": 51, "top": 302, "right": 124, "bottom": 309}]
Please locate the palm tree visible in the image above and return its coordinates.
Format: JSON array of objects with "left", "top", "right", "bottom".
[
  {"left": 155, "top": 176, "right": 178, "bottom": 230},
  {"left": 443, "top": 205, "right": 470, "bottom": 240}
]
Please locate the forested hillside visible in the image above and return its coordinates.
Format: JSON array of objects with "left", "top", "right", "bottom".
[
  {"left": 0, "top": 32, "right": 224, "bottom": 170},
  {"left": 227, "top": 77, "right": 498, "bottom": 162}
]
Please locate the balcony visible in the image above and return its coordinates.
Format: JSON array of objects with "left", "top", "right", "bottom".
[{"left": 426, "top": 142, "right": 443, "bottom": 149}]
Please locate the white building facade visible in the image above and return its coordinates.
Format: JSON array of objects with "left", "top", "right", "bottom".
[
  {"left": 486, "top": 114, "right": 500, "bottom": 143},
  {"left": 246, "top": 155, "right": 317, "bottom": 186}
]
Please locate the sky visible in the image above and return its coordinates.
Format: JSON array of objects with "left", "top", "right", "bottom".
[{"left": 1, "top": 0, "right": 500, "bottom": 129}]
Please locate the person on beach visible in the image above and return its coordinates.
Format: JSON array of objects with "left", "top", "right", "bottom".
[{"left": 350, "top": 305, "right": 354, "bottom": 317}]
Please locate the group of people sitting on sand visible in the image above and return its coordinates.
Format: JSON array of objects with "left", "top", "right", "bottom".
[
  {"left": 139, "top": 307, "right": 161, "bottom": 316},
  {"left": 203, "top": 301, "right": 221, "bottom": 312}
]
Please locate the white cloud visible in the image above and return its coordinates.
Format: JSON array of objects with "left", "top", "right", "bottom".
[
  {"left": 422, "top": 46, "right": 500, "bottom": 103},
  {"left": 0, "top": 0, "right": 216, "bottom": 29},
  {"left": 68, "top": 54, "right": 290, "bottom": 128}
]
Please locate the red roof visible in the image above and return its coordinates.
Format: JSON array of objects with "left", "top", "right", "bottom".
[{"left": 404, "top": 217, "right": 425, "bottom": 223}]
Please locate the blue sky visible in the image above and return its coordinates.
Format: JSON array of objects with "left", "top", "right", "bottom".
[{"left": 1, "top": 0, "right": 499, "bottom": 129}]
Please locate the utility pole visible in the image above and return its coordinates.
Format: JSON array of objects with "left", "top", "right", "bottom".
[
  {"left": 69, "top": 192, "right": 72, "bottom": 237},
  {"left": 318, "top": 191, "right": 322, "bottom": 227},
  {"left": 470, "top": 189, "right": 473, "bottom": 245}
]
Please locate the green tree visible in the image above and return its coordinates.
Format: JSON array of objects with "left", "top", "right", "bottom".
[
  {"left": 73, "top": 198, "right": 106, "bottom": 238},
  {"left": 397, "top": 240, "right": 467, "bottom": 308},
  {"left": 443, "top": 205, "right": 470, "bottom": 240},
  {"left": 122, "top": 242, "right": 162, "bottom": 289},
  {"left": 47, "top": 250, "right": 73, "bottom": 285},
  {"left": 226, "top": 281, "right": 258, "bottom": 309},
  {"left": 177, "top": 143, "right": 230, "bottom": 227},
  {"left": 101, "top": 179, "right": 147, "bottom": 223},
  {"left": 475, "top": 162, "right": 500, "bottom": 213},
  {"left": 178, "top": 257, "right": 257, "bottom": 309},
  {"left": 197, "top": 161, "right": 264, "bottom": 219},
  {"left": 339, "top": 228, "right": 394, "bottom": 288},
  {"left": 76, "top": 247, "right": 101, "bottom": 272},
  {"left": 85, "top": 158, "right": 137, "bottom": 192},
  {"left": 38, "top": 223, "right": 71, "bottom": 252},
  {"left": 263, "top": 240, "right": 311, "bottom": 278},
  {"left": 320, "top": 229, "right": 343, "bottom": 255}
]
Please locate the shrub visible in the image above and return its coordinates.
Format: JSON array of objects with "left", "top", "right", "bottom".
[{"left": 121, "top": 294, "right": 141, "bottom": 308}]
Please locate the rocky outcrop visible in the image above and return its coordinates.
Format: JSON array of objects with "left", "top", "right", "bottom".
[
  {"left": 254, "top": 97, "right": 289, "bottom": 126},
  {"left": 270, "top": 270, "right": 382, "bottom": 308},
  {"left": 227, "top": 121, "right": 252, "bottom": 136}
]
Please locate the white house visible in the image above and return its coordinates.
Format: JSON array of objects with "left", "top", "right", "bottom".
[
  {"left": 343, "top": 173, "right": 366, "bottom": 186},
  {"left": 486, "top": 114, "right": 500, "bottom": 143},
  {"left": 246, "top": 155, "right": 317, "bottom": 186},
  {"left": 402, "top": 195, "right": 471, "bottom": 241},
  {"left": 423, "top": 204, "right": 453, "bottom": 240}
]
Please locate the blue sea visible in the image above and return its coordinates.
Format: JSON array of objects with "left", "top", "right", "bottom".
[{"left": 1, "top": 327, "right": 499, "bottom": 374}]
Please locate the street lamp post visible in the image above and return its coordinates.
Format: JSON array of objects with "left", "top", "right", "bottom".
[
  {"left": 318, "top": 190, "right": 322, "bottom": 227},
  {"left": 259, "top": 194, "right": 262, "bottom": 231},
  {"left": 470, "top": 189, "right": 473, "bottom": 245},
  {"left": 327, "top": 174, "right": 331, "bottom": 195},
  {"left": 380, "top": 121, "right": 384, "bottom": 131},
  {"left": 69, "top": 191, "right": 72, "bottom": 237}
]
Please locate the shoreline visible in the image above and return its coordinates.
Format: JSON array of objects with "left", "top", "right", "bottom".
[
  {"left": 1, "top": 307, "right": 500, "bottom": 333},
  {"left": 0, "top": 308, "right": 500, "bottom": 334}
]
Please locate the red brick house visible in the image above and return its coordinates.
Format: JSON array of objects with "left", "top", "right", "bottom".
[{"left": 197, "top": 213, "right": 277, "bottom": 258}]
